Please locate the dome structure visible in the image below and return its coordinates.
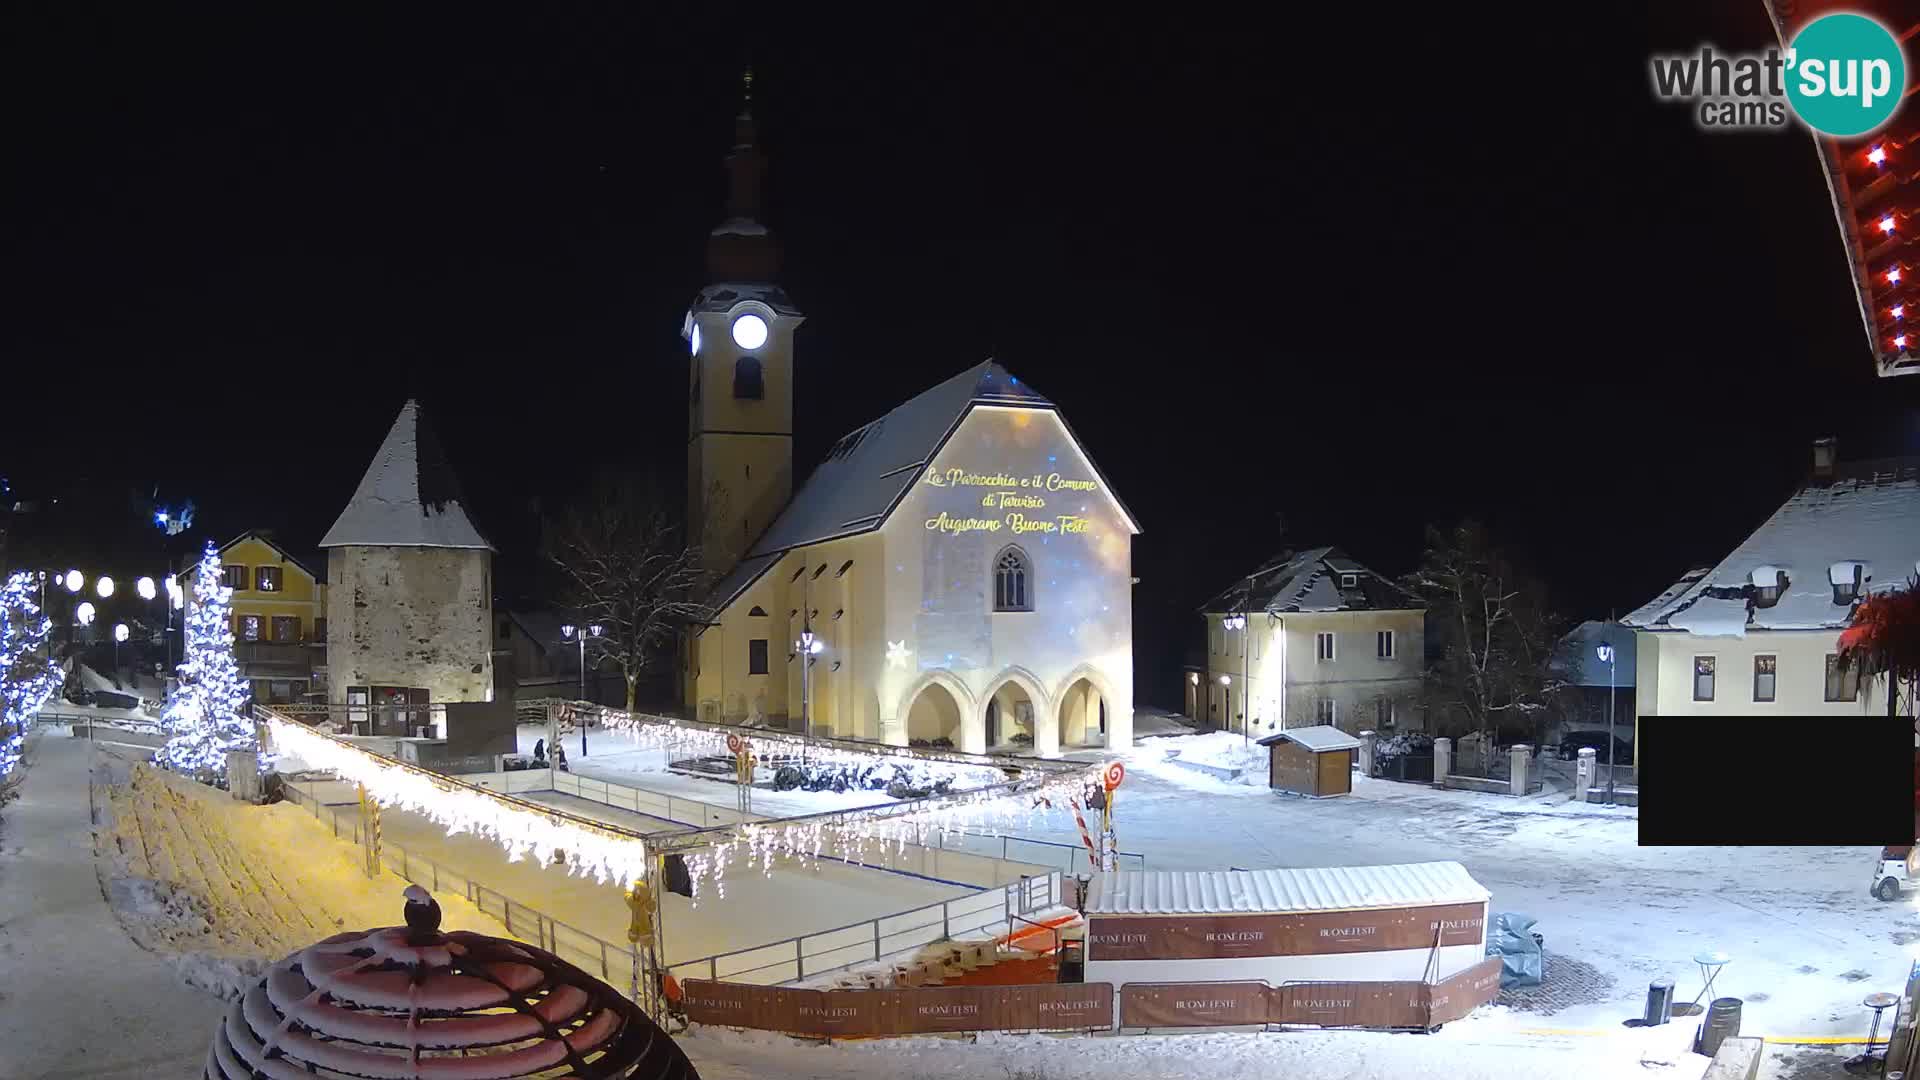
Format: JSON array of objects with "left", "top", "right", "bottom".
[{"left": 206, "top": 886, "right": 697, "bottom": 1079}]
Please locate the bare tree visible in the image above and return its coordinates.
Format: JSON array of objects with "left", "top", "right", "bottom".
[
  {"left": 542, "top": 472, "right": 717, "bottom": 711},
  {"left": 1401, "top": 521, "right": 1568, "bottom": 746}
]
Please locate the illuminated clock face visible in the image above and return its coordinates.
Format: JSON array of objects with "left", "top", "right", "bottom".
[
  {"left": 690, "top": 324, "right": 702, "bottom": 356},
  {"left": 731, "top": 313, "right": 769, "bottom": 350}
]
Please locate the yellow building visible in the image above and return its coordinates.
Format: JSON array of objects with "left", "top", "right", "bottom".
[
  {"left": 679, "top": 96, "right": 1140, "bottom": 756},
  {"left": 178, "top": 530, "right": 327, "bottom": 704},
  {"left": 1193, "top": 548, "right": 1427, "bottom": 737}
]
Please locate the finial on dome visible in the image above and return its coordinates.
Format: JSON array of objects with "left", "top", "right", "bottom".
[{"left": 402, "top": 885, "right": 443, "bottom": 940}]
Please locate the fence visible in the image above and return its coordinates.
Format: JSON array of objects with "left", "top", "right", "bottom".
[
  {"left": 278, "top": 780, "right": 645, "bottom": 997},
  {"left": 665, "top": 871, "right": 1061, "bottom": 985}
]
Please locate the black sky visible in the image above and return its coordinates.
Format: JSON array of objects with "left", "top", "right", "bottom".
[{"left": 6, "top": 5, "right": 1920, "bottom": 707}]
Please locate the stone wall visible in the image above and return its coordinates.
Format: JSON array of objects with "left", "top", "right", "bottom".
[{"left": 327, "top": 546, "right": 492, "bottom": 704}]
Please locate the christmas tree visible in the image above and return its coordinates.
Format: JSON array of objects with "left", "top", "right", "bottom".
[
  {"left": 0, "top": 572, "right": 61, "bottom": 781},
  {"left": 159, "top": 541, "right": 260, "bottom": 780}
]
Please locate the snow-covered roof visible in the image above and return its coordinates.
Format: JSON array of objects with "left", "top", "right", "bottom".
[
  {"left": 1201, "top": 547, "right": 1419, "bottom": 615},
  {"left": 1623, "top": 457, "right": 1920, "bottom": 635},
  {"left": 692, "top": 281, "right": 802, "bottom": 317},
  {"left": 702, "top": 360, "right": 1140, "bottom": 611},
  {"left": 1256, "top": 724, "right": 1362, "bottom": 752},
  {"left": 1553, "top": 620, "right": 1636, "bottom": 687},
  {"left": 319, "top": 400, "right": 494, "bottom": 551},
  {"left": 1084, "top": 862, "right": 1489, "bottom": 916}
]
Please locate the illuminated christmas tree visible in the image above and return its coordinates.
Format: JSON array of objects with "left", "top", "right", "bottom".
[
  {"left": 159, "top": 541, "right": 259, "bottom": 779},
  {"left": 0, "top": 571, "right": 61, "bottom": 781}
]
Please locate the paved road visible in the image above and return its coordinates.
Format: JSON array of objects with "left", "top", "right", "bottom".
[{"left": 0, "top": 730, "right": 225, "bottom": 1079}]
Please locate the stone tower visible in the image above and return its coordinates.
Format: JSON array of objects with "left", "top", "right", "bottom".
[
  {"left": 685, "top": 70, "right": 805, "bottom": 576},
  {"left": 321, "top": 400, "right": 495, "bottom": 727}
]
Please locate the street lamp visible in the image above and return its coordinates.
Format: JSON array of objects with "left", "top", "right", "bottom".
[
  {"left": 64, "top": 570, "right": 83, "bottom": 593},
  {"left": 797, "top": 626, "right": 824, "bottom": 753},
  {"left": 136, "top": 577, "right": 156, "bottom": 601},
  {"left": 114, "top": 622, "right": 129, "bottom": 674},
  {"left": 96, "top": 576, "right": 114, "bottom": 599},
  {"left": 1596, "top": 641, "right": 1618, "bottom": 805},
  {"left": 560, "top": 623, "right": 603, "bottom": 757},
  {"left": 76, "top": 601, "right": 96, "bottom": 626}
]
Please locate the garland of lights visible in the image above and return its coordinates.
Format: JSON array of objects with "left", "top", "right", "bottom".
[
  {"left": 159, "top": 542, "right": 263, "bottom": 780},
  {"left": 266, "top": 715, "right": 655, "bottom": 888},
  {"left": 1, "top": 572, "right": 62, "bottom": 781}
]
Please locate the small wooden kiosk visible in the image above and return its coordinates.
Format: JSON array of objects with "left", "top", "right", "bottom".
[{"left": 1258, "top": 725, "right": 1361, "bottom": 797}]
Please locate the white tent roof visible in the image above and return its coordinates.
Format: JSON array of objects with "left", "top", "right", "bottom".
[
  {"left": 1084, "top": 862, "right": 1489, "bottom": 916},
  {"left": 320, "top": 400, "right": 493, "bottom": 550}
]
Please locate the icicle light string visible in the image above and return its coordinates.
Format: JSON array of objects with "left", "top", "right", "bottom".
[{"left": 265, "top": 716, "right": 652, "bottom": 888}]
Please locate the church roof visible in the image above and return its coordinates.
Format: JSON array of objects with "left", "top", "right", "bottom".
[
  {"left": 320, "top": 400, "right": 494, "bottom": 551},
  {"left": 702, "top": 360, "right": 1133, "bottom": 612}
]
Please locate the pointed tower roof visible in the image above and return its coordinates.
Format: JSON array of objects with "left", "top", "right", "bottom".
[
  {"left": 706, "top": 67, "right": 781, "bottom": 283},
  {"left": 320, "top": 400, "right": 493, "bottom": 550}
]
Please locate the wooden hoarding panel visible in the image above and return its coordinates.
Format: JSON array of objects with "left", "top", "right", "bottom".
[
  {"left": 1088, "top": 902, "right": 1487, "bottom": 961},
  {"left": 1118, "top": 981, "right": 1271, "bottom": 1028},
  {"left": 796, "top": 988, "right": 881, "bottom": 1036},
  {"left": 1274, "top": 979, "right": 1428, "bottom": 1029},
  {"left": 1010, "top": 983, "right": 1115, "bottom": 1031},
  {"left": 1426, "top": 956, "right": 1505, "bottom": 1025},
  {"left": 683, "top": 979, "right": 787, "bottom": 1030}
]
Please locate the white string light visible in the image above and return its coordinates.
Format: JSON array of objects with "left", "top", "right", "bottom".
[{"left": 265, "top": 716, "right": 652, "bottom": 888}]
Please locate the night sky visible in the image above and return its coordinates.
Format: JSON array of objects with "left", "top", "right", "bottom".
[{"left": 6, "top": 5, "right": 1920, "bottom": 708}]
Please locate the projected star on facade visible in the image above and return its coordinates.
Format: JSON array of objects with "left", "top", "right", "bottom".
[{"left": 886, "top": 640, "right": 912, "bottom": 669}]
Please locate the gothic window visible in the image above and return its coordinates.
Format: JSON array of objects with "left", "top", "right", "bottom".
[
  {"left": 993, "top": 546, "right": 1033, "bottom": 612},
  {"left": 733, "top": 356, "right": 764, "bottom": 399}
]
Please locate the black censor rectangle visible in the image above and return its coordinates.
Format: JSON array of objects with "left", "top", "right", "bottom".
[{"left": 1638, "top": 717, "right": 1913, "bottom": 846}]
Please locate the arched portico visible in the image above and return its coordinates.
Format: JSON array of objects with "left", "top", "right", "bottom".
[
  {"left": 1054, "top": 663, "right": 1121, "bottom": 750},
  {"left": 895, "top": 670, "right": 981, "bottom": 752},
  {"left": 980, "top": 667, "right": 1050, "bottom": 753}
]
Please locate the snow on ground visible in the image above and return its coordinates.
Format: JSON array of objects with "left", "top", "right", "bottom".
[
  {"left": 678, "top": 1019, "right": 1711, "bottom": 1080},
  {"left": 96, "top": 743, "right": 518, "bottom": 1000}
]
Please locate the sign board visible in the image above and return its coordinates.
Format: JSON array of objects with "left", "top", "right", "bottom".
[
  {"left": 1087, "top": 902, "right": 1486, "bottom": 961},
  {"left": 682, "top": 980, "right": 1114, "bottom": 1036}
]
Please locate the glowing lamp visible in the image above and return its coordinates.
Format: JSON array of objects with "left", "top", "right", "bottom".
[
  {"left": 1899, "top": 335, "right": 1910, "bottom": 350},
  {"left": 136, "top": 576, "right": 156, "bottom": 600},
  {"left": 731, "top": 313, "right": 769, "bottom": 350},
  {"left": 1883, "top": 216, "right": 1898, "bottom": 234},
  {"left": 588, "top": 624, "right": 604, "bottom": 638},
  {"left": 1895, "top": 306, "right": 1906, "bottom": 319},
  {"left": 114, "top": 623, "right": 129, "bottom": 643},
  {"left": 76, "top": 601, "right": 96, "bottom": 626},
  {"left": 96, "top": 576, "right": 114, "bottom": 598},
  {"left": 1596, "top": 644, "right": 1615, "bottom": 664},
  {"left": 1218, "top": 674, "right": 1231, "bottom": 686},
  {"left": 560, "top": 623, "right": 576, "bottom": 639},
  {"left": 1889, "top": 268, "right": 1902, "bottom": 285},
  {"left": 1870, "top": 146, "right": 1888, "bottom": 165},
  {"left": 690, "top": 324, "right": 702, "bottom": 356},
  {"left": 1189, "top": 672, "right": 1199, "bottom": 685},
  {"left": 64, "top": 570, "right": 82, "bottom": 593}
]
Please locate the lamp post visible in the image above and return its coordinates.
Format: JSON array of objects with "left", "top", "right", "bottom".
[
  {"left": 1596, "top": 640, "right": 1617, "bottom": 805},
  {"left": 797, "top": 620, "right": 824, "bottom": 756},
  {"left": 1223, "top": 612, "right": 1249, "bottom": 743},
  {"left": 560, "top": 623, "right": 602, "bottom": 758},
  {"left": 113, "top": 622, "right": 129, "bottom": 675}
]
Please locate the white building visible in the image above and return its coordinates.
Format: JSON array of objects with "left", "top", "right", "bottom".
[
  {"left": 1623, "top": 441, "right": 1920, "bottom": 741},
  {"left": 1191, "top": 547, "right": 1426, "bottom": 737},
  {"left": 680, "top": 90, "right": 1140, "bottom": 756}
]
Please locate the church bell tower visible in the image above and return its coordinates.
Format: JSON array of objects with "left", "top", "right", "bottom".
[{"left": 685, "top": 69, "right": 803, "bottom": 576}]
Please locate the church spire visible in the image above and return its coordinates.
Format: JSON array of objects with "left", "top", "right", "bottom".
[{"left": 708, "top": 65, "right": 779, "bottom": 281}]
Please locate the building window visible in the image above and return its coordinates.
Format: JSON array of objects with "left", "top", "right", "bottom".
[
  {"left": 1826, "top": 654, "right": 1861, "bottom": 702},
  {"left": 1376, "top": 698, "right": 1395, "bottom": 728},
  {"left": 733, "top": 356, "right": 764, "bottom": 399},
  {"left": 1692, "top": 656, "right": 1715, "bottom": 701},
  {"left": 237, "top": 614, "right": 263, "bottom": 642},
  {"left": 315, "top": 617, "right": 327, "bottom": 641},
  {"left": 748, "top": 606, "right": 768, "bottom": 617},
  {"left": 1317, "top": 699, "right": 1337, "bottom": 725},
  {"left": 271, "top": 616, "right": 300, "bottom": 643},
  {"left": 1340, "top": 573, "right": 1358, "bottom": 588},
  {"left": 255, "top": 566, "right": 282, "bottom": 592},
  {"left": 1210, "top": 621, "right": 1221, "bottom": 654},
  {"left": 223, "top": 564, "right": 248, "bottom": 591},
  {"left": 1753, "top": 655, "right": 1777, "bottom": 702},
  {"left": 1316, "top": 632, "right": 1336, "bottom": 662},
  {"left": 836, "top": 560, "right": 854, "bottom": 577},
  {"left": 748, "top": 638, "right": 769, "bottom": 675},
  {"left": 1376, "top": 630, "right": 1395, "bottom": 659},
  {"left": 993, "top": 546, "right": 1033, "bottom": 612}
]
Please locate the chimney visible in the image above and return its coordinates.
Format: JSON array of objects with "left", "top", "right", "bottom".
[{"left": 1812, "top": 436, "right": 1838, "bottom": 482}]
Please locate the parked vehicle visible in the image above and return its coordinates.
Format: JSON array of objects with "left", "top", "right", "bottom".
[
  {"left": 1874, "top": 845, "right": 1915, "bottom": 901},
  {"left": 1556, "top": 730, "right": 1633, "bottom": 763}
]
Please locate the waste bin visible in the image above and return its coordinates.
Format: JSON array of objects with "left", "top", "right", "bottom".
[
  {"left": 1697, "top": 997, "right": 1742, "bottom": 1057},
  {"left": 1644, "top": 980, "right": 1674, "bottom": 1026}
]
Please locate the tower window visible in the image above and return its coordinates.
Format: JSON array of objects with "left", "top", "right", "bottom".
[
  {"left": 994, "top": 546, "right": 1033, "bottom": 612},
  {"left": 733, "top": 356, "right": 764, "bottom": 399}
]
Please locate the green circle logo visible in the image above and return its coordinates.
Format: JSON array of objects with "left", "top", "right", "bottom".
[{"left": 1787, "top": 13, "right": 1906, "bottom": 137}]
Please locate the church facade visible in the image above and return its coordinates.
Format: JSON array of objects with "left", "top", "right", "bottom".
[{"left": 679, "top": 88, "right": 1139, "bottom": 757}]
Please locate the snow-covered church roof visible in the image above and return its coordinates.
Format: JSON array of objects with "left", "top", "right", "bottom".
[
  {"left": 1623, "top": 456, "right": 1920, "bottom": 636},
  {"left": 319, "top": 400, "right": 493, "bottom": 551},
  {"left": 1200, "top": 546, "right": 1419, "bottom": 615},
  {"left": 703, "top": 360, "right": 1138, "bottom": 611}
]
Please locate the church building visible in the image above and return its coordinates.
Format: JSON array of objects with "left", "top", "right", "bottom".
[{"left": 681, "top": 85, "right": 1140, "bottom": 757}]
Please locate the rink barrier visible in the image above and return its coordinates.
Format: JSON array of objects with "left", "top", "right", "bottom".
[
  {"left": 278, "top": 779, "right": 643, "bottom": 994},
  {"left": 666, "top": 871, "right": 1063, "bottom": 986}
]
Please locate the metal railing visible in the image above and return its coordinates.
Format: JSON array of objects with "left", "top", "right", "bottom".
[
  {"left": 278, "top": 779, "right": 644, "bottom": 995},
  {"left": 666, "top": 871, "right": 1062, "bottom": 986}
]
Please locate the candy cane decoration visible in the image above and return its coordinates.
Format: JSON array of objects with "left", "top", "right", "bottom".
[{"left": 1069, "top": 797, "right": 1099, "bottom": 862}]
